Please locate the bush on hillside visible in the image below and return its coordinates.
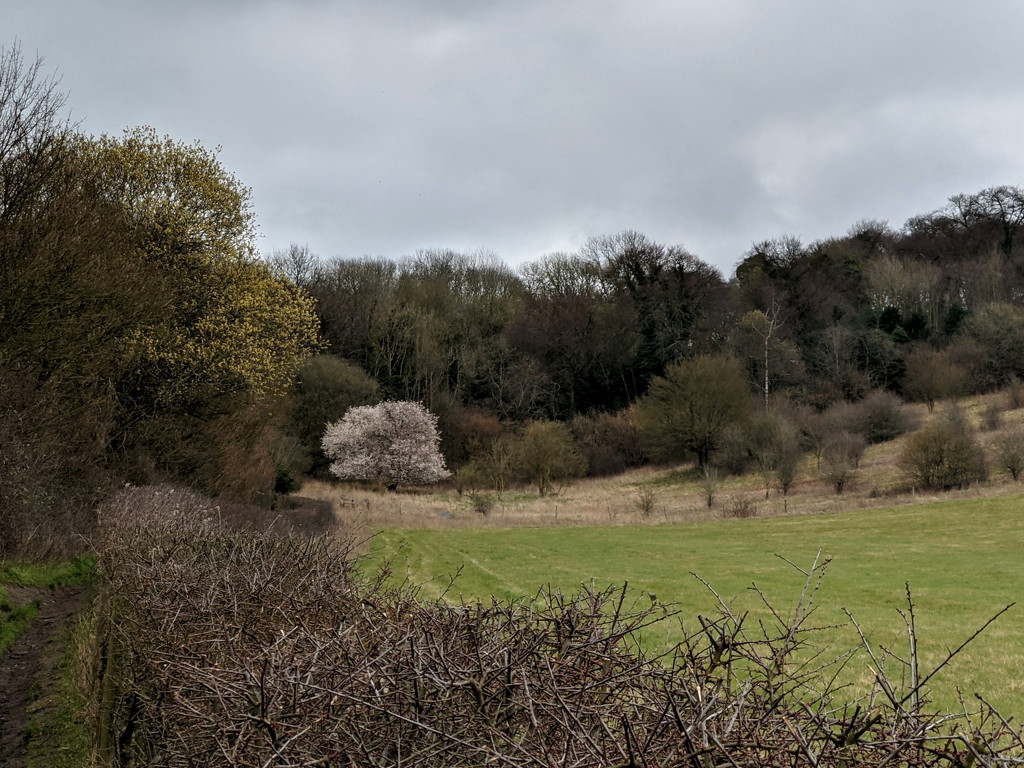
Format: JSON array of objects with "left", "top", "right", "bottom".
[
  {"left": 899, "top": 407, "right": 988, "bottom": 491},
  {"left": 833, "top": 390, "right": 916, "bottom": 444},
  {"left": 513, "top": 420, "right": 587, "bottom": 496},
  {"left": 994, "top": 428, "right": 1024, "bottom": 481},
  {"left": 821, "top": 431, "right": 866, "bottom": 494},
  {"left": 745, "top": 410, "right": 803, "bottom": 498},
  {"left": 570, "top": 410, "right": 646, "bottom": 477},
  {"left": 901, "top": 346, "right": 968, "bottom": 411}
]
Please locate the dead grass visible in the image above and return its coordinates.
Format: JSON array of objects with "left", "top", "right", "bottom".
[{"left": 298, "top": 392, "right": 1024, "bottom": 533}]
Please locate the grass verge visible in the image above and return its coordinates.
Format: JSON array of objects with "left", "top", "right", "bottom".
[
  {"left": 25, "top": 603, "right": 94, "bottom": 768},
  {"left": 0, "top": 555, "right": 95, "bottom": 657}
]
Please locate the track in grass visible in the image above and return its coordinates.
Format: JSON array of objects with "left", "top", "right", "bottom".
[{"left": 370, "top": 493, "right": 1024, "bottom": 717}]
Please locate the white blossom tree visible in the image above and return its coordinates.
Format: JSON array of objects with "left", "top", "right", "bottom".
[{"left": 322, "top": 400, "right": 450, "bottom": 488}]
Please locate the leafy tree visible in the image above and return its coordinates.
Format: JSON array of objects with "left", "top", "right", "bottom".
[
  {"left": 0, "top": 46, "right": 152, "bottom": 550},
  {"left": 322, "top": 401, "right": 450, "bottom": 489},
  {"left": 512, "top": 421, "right": 587, "bottom": 496},
  {"left": 288, "top": 355, "right": 381, "bottom": 475},
  {"left": 901, "top": 346, "right": 968, "bottom": 411},
  {"left": 734, "top": 304, "right": 805, "bottom": 407},
  {"left": 88, "top": 127, "right": 320, "bottom": 407},
  {"left": 638, "top": 355, "right": 752, "bottom": 468},
  {"left": 73, "top": 127, "right": 321, "bottom": 494}
]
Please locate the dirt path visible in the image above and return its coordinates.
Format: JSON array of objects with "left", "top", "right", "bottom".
[{"left": 0, "top": 586, "right": 85, "bottom": 768}]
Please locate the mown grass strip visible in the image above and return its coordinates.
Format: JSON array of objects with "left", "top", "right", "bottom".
[{"left": 370, "top": 493, "right": 1024, "bottom": 716}]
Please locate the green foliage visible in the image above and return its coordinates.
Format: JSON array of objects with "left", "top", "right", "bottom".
[
  {"left": 0, "top": 556, "right": 94, "bottom": 656},
  {"left": 89, "top": 127, "right": 320, "bottom": 406},
  {"left": 513, "top": 420, "right": 587, "bottom": 496},
  {"left": 0, "top": 49, "right": 321, "bottom": 520},
  {"left": 469, "top": 492, "right": 496, "bottom": 515},
  {"left": 0, "top": 555, "right": 96, "bottom": 589},
  {"left": 639, "top": 354, "right": 752, "bottom": 467},
  {"left": 899, "top": 407, "right": 988, "bottom": 491},
  {"left": 901, "top": 346, "right": 968, "bottom": 411},
  {"left": 288, "top": 355, "right": 381, "bottom": 475},
  {"left": 0, "top": 597, "right": 39, "bottom": 656}
]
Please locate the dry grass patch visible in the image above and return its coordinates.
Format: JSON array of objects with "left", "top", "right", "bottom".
[{"left": 297, "top": 390, "right": 1024, "bottom": 533}]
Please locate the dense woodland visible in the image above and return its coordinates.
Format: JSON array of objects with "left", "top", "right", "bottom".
[
  {"left": 4, "top": 43, "right": 1024, "bottom": 555},
  {"left": 276, "top": 186, "right": 1024, "bottom": 484}
]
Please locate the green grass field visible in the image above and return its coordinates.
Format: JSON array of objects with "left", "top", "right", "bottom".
[{"left": 370, "top": 494, "right": 1024, "bottom": 716}]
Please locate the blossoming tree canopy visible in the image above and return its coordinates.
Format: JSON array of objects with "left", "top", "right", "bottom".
[{"left": 322, "top": 401, "right": 451, "bottom": 488}]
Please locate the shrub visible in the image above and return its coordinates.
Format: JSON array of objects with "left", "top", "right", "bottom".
[
  {"left": 981, "top": 401, "right": 1003, "bottom": 431},
  {"left": 570, "top": 411, "right": 646, "bottom": 477},
  {"left": 713, "top": 422, "right": 753, "bottom": 476},
  {"left": 745, "top": 411, "right": 802, "bottom": 498},
  {"left": 701, "top": 465, "right": 720, "bottom": 508},
  {"left": 899, "top": 407, "right": 988, "bottom": 491},
  {"left": 723, "top": 497, "right": 758, "bottom": 519},
  {"left": 513, "top": 421, "right": 587, "bottom": 496},
  {"left": 821, "top": 431, "right": 866, "bottom": 494},
  {"left": 469, "top": 492, "right": 495, "bottom": 515},
  {"left": 468, "top": 437, "right": 520, "bottom": 496},
  {"left": 1006, "top": 376, "right": 1024, "bottom": 410},
  {"left": 901, "top": 346, "right": 968, "bottom": 411},
  {"left": 638, "top": 354, "right": 752, "bottom": 467},
  {"left": 844, "top": 390, "right": 915, "bottom": 444},
  {"left": 92, "top": 488, "right": 1024, "bottom": 767},
  {"left": 635, "top": 486, "right": 656, "bottom": 517},
  {"left": 440, "top": 405, "right": 504, "bottom": 466},
  {"left": 453, "top": 462, "right": 488, "bottom": 495},
  {"left": 994, "top": 429, "right": 1024, "bottom": 481}
]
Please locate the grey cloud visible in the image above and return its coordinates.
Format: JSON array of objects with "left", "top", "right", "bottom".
[{"left": 5, "top": 0, "right": 1024, "bottom": 271}]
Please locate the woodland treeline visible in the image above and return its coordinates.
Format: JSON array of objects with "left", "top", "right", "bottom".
[
  {"left": 3, "top": 42, "right": 1024, "bottom": 555},
  {"left": 277, "top": 184, "right": 1024, "bottom": 478}
]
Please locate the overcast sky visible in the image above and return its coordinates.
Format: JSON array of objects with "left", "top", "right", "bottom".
[{"left": 7, "top": 1, "right": 1024, "bottom": 273}]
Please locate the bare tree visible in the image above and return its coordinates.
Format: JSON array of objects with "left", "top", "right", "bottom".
[{"left": 266, "top": 242, "right": 322, "bottom": 288}]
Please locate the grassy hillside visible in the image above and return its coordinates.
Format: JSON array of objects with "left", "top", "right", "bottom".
[{"left": 369, "top": 494, "right": 1024, "bottom": 716}]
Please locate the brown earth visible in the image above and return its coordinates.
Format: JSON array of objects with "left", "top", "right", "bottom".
[{"left": 0, "top": 586, "right": 85, "bottom": 768}]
